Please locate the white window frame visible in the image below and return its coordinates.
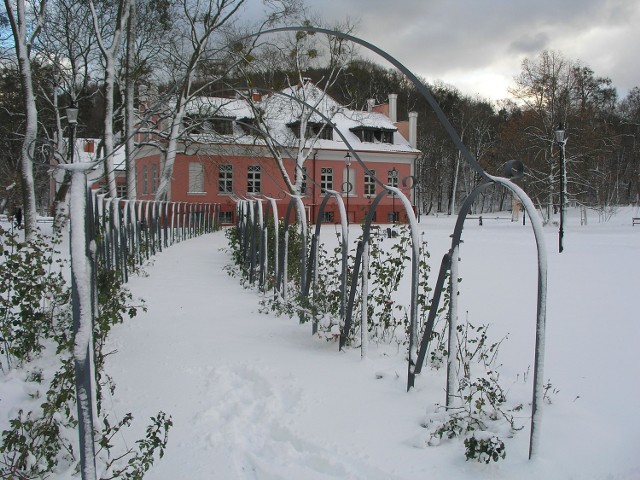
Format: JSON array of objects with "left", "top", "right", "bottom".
[
  {"left": 219, "top": 164, "right": 233, "bottom": 194},
  {"left": 248, "top": 165, "right": 261, "bottom": 193},
  {"left": 364, "top": 170, "right": 376, "bottom": 196},
  {"left": 151, "top": 164, "right": 158, "bottom": 193},
  {"left": 387, "top": 169, "right": 399, "bottom": 196},
  {"left": 142, "top": 165, "right": 148, "bottom": 195},
  {"left": 321, "top": 167, "right": 333, "bottom": 192}
]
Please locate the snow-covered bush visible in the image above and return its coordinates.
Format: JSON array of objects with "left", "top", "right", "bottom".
[
  {"left": 0, "top": 225, "right": 69, "bottom": 371},
  {"left": 0, "top": 226, "right": 171, "bottom": 479},
  {"left": 422, "top": 321, "right": 522, "bottom": 464}
]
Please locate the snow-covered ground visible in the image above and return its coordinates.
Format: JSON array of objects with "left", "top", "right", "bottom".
[{"left": 99, "top": 206, "right": 639, "bottom": 480}]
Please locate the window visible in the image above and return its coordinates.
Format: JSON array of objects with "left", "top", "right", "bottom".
[
  {"left": 316, "top": 124, "right": 333, "bottom": 140},
  {"left": 142, "top": 165, "right": 148, "bottom": 195},
  {"left": 218, "top": 210, "right": 234, "bottom": 224},
  {"left": 248, "top": 165, "right": 261, "bottom": 193},
  {"left": 211, "top": 119, "right": 233, "bottom": 135},
  {"left": 388, "top": 168, "right": 398, "bottom": 196},
  {"left": 219, "top": 164, "right": 233, "bottom": 194},
  {"left": 237, "top": 118, "right": 255, "bottom": 135},
  {"left": 350, "top": 127, "right": 395, "bottom": 144},
  {"left": 300, "top": 166, "right": 307, "bottom": 195},
  {"left": 151, "top": 164, "right": 158, "bottom": 193},
  {"left": 364, "top": 170, "right": 376, "bottom": 196},
  {"left": 188, "top": 162, "right": 205, "bottom": 193},
  {"left": 322, "top": 211, "right": 335, "bottom": 223},
  {"left": 381, "top": 130, "right": 394, "bottom": 143},
  {"left": 321, "top": 167, "right": 333, "bottom": 192},
  {"left": 363, "top": 130, "right": 375, "bottom": 142},
  {"left": 388, "top": 211, "right": 399, "bottom": 223},
  {"left": 116, "top": 182, "right": 127, "bottom": 198},
  {"left": 288, "top": 121, "right": 333, "bottom": 140},
  {"left": 184, "top": 115, "right": 233, "bottom": 135}
]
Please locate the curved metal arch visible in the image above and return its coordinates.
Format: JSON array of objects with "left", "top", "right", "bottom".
[
  {"left": 278, "top": 195, "right": 308, "bottom": 306},
  {"left": 305, "top": 190, "right": 349, "bottom": 333},
  {"left": 224, "top": 25, "right": 547, "bottom": 460},
  {"left": 238, "top": 27, "right": 489, "bottom": 181},
  {"left": 489, "top": 175, "right": 548, "bottom": 460},
  {"left": 413, "top": 176, "right": 547, "bottom": 459},
  {"left": 341, "top": 189, "right": 387, "bottom": 350},
  {"left": 339, "top": 183, "right": 421, "bottom": 389},
  {"left": 247, "top": 195, "right": 267, "bottom": 287},
  {"left": 261, "top": 195, "right": 281, "bottom": 291},
  {"left": 246, "top": 87, "right": 389, "bottom": 190}
]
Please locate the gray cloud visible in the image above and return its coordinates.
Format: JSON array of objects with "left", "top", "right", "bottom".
[
  {"left": 242, "top": 0, "right": 640, "bottom": 100},
  {"left": 509, "top": 32, "right": 550, "bottom": 55}
]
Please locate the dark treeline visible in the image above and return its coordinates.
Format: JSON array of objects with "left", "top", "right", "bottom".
[
  {"left": 324, "top": 54, "right": 639, "bottom": 219},
  {"left": 194, "top": 50, "right": 640, "bottom": 218},
  {"left": 1, "top": 48, "right": 638, "bottom": 219}
]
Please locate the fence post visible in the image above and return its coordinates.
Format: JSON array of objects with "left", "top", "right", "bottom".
[
  {"left": 446, "top": 244, "right": 460, "bottom": 407},
  {"left": 361, "top": 240, "right": 369, "bottom": 358},
  {"left": 69, "top": 170, "right": 97, "bottom": 480}
]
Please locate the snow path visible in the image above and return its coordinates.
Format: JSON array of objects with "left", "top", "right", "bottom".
[
  {"left": 105, "top": 231, "right": 429, "bottom": 479},
  {"left": 103, "top": 217, "right": 640, "bottom": 480}
]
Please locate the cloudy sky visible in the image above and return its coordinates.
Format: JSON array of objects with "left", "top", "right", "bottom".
[{"left": 288, "top": 0, "right": 639, "bottom": 102}]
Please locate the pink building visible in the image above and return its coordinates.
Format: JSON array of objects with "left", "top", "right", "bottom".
[{"left": 135, "top": 81, "right": 421, "bottom": 225}]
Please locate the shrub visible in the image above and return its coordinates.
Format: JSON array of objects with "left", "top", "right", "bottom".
[{"left": 0, "top": 226, "right": 171, "bottom": 479}]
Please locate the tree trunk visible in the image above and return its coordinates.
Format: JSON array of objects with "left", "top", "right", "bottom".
[
  {"left": 125, "top": 0, "right": 137, "bottom": 199},
  {"left": 6, "top": 0, "right": 40, "bottom": 239}
]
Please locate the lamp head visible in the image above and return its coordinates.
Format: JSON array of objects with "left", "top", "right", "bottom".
[
  {"left": 554, "top": 123, "right": 565, "bottom": 144},
  {"left": 66, "top": 106, "right": 79, "bottom": 126}
]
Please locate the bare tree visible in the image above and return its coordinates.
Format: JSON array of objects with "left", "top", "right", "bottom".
[
  {"left": 153, "top": 0, "right": 302, "bottom": 201},
  {"left": 37, "top": 0, "right": 98, "bottom": 223},
  {"left": 89, "top": 0, "right": 131, "bottom": 198},
  {"left": 122, "top": 0, "right": 175, "bottom": 199},
  {"left": 508, "top": 50, "right": 572, "bottom": 223},
  {"left": 232, "top": 21, "right": 356, "bottom": 195},
  {"left": 3, "top": 0, "right": 48, "bottom": 239}
]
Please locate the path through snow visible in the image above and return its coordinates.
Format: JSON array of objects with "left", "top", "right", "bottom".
[{"left": 104, "top": 217, "right": 640, "bottom": 480}]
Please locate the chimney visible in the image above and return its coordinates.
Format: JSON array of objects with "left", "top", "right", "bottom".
[
  {"left": 409, "top": 111, "right": 418, "bottom": 148},
  {"left": 388, "top": 93, "right": 397, "bottom": 123},
  {"left": 366, "top": 98, "right": 375, "bottom": 111}
]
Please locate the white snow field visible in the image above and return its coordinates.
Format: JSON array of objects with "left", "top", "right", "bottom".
[{"left": 101, "top": 207, "right": 639, "bottom": 480}]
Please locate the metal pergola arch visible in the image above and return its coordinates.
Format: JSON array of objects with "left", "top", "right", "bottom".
[{"left": 228, "top": 27, "right": 548, "bottom": 460}]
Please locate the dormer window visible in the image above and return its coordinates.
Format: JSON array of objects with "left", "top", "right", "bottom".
[
  {"left": 236, "top": 117, "right": 256, "bottom": 135},
  {"left": 287, "top": 121, "right": 333, "bottom": 140},
  {"left": 184, "top": 115, "right": 234, "bottom": 135},
  {"left": 350, "top": 126, "right": 394, "bottom": 144}
]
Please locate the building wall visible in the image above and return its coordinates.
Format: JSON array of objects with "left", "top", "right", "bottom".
[{"left": 135, "top": 147, "right": 417, "bottom": 225}]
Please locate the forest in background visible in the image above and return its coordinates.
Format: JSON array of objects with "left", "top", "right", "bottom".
[{"left": 2, "top": 0, "right": 639, "bottom": 235}]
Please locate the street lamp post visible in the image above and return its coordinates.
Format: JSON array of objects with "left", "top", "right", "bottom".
[
  {"left": 67, "top": 105, "right": 79, "bottom": 164},
  {"left": 345, "top": 152, "right": 351, "bottom": 224},
  {"left": 65, "top": 102, "right": 100, "bottom": 480},
  {"left": 554, "top": 124, "right": 566, "bottom": 253}
]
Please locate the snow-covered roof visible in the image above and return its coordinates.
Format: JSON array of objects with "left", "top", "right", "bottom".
[
  {"left": 346, "top": 111, "right": 397, "bottom": 130},
  {"left": 183, "top": 81, "right": 419, "bottom": 154},
  {"left": 261, "top": 82, "right": 342, "bottom": 124},
  {"left": 185, "top": 96, "right": 255, "bottom": 120}
]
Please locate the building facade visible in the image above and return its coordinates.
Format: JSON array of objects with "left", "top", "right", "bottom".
[{"left": 135, "top": 81, "right": 421, "bottom": 225}]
